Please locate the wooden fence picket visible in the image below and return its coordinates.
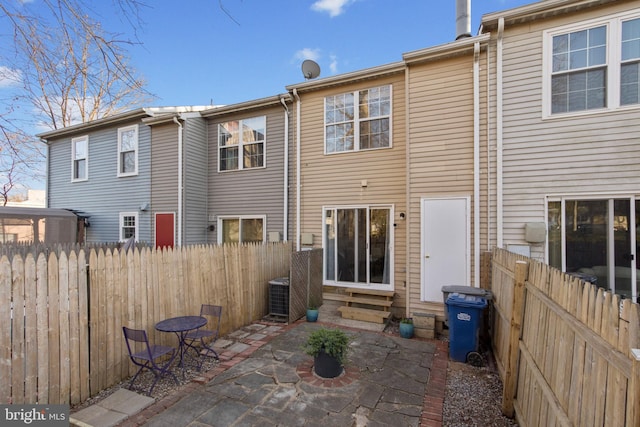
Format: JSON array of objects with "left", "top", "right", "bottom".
[{"left": 24, "top": 254, "right": 37, "bottom": 403}]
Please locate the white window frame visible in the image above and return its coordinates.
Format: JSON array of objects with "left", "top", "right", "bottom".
[
  {"left": 217, "top": 116, "right": 266, "bottom": 172},
  {"left": 71, "top": 135, "right": 88, "bottom": 182},
  {"left": 216, "top": 215, "right": 266, "bottom": 244},
  {"left": 324, "top": 85, "right": 392, "bottom": 155},
  {"left": 117, "top": 124, "right": 139, "bottom": 177},
  {"left": 321, "top": 204, "right": 394, "bottom": 290},
  {"left": 543, "top": 10, "right": 640, "bottom": 118},
  {"left": 119, "top": 211, "right": 139, "bottom": 242}
]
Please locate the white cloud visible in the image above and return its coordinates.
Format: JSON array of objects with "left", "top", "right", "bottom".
[
  {"left": 311, "top": 0, "right": 355, "bottom": 17},
  {"left": 0, "top": 66, "right": 23, "bottom": 88},
  {"left": 295, "top": 48, "right": 321, "bottom": 62},
  {"left": 329, "top": 55, "right": 338, "bottom": 74}
]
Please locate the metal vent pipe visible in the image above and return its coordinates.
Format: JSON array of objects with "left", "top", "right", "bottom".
[{"left": 456, "top": 0, "right": 471, "bottom": 39}]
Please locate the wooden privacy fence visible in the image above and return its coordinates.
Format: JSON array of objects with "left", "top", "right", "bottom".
[
  {"left": 0, "top": 242, "right": 291, "bottom": 406},
  {"left": 491, "top": 248, "right": 640, "bottom": 427}
]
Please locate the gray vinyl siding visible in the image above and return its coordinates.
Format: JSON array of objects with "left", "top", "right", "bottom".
[
  {"left": 47, "top": 120, "right": 152, "bottom": 243},
  {"left": 150, "top": 122, "right": 179, "bottom": 244},
  {"left": 207, "top": 105, "right": 287, "bottom": 243},
  {"left": 495, "top": 2, "right": 640, "bottom": 262},
  {"left": 183, "top": 117, "right": 208, "bottom": 244}
]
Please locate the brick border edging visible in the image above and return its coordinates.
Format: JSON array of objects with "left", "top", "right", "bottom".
[{"left": 420, "top": 340, "right": 448, "bottom": 427}]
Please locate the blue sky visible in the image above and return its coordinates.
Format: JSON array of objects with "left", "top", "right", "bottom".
[{"left": 96, "top": 0, "right": 534, "bottom": 107}]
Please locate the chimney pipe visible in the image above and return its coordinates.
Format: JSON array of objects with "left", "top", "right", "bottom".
[{"left": 456, "top": 0, "right": 471, "bottom": 40}]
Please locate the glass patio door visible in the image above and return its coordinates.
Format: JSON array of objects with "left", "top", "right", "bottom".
[
  {"left": 324, "top": 206, "right": 392, "bottom": 287},
  {"left": 548, "top": 197, "right": 638, "bottom": 301}
]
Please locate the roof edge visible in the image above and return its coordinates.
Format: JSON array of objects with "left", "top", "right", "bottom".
[
  {"left": 481, "top": 0, "right": 622, "bottom": 31},
  {"left": 403, "top": 33, "right": 490, "bottom": 64},
  {"left": 200, "top": 94, "right": 290, "bottom": 117}
]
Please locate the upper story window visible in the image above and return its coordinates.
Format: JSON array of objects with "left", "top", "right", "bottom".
[
  {"left": 621, "top": 17, "right": 640, "bottom": 105},
  {"left": 218, "top": 116, "right": 266, "bottom": 172},
  {"left": 545, "top": 11, "right": 640, "bottom": 117},
  {"left": 118, "top": 125, "right": 138, "bottom": 176},
  {"left": 71, "top": 135, "right": 88, "bottom": 181},
  {"left": 119, "top": 212, "right": 138, "bottom": 242},
  {"left": 325, "top": 85, "right": 391, "bottom": 154}
]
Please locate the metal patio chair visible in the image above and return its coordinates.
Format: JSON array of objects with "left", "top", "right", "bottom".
[
  {"left": 184, "top": 304, "right": 222, "bottom": 366},
  {"left": 122, "top": 326, "right": 178, "bottom": 396}
]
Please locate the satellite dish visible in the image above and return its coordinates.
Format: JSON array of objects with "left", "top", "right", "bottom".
[{"left": 301, "top": 60, "right": 321, "bottom": 80}]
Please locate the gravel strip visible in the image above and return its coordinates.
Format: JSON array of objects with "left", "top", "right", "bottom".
[{"left": 444, "top": 360, "right": 519, "bottom": 426}]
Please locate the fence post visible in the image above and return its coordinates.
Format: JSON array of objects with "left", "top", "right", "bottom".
[
  {"left": 630, "top": 349, "right": 640, "bottom": 427},
  {"left": 502, "top": 260, "right": 529, "bottom": 418}
]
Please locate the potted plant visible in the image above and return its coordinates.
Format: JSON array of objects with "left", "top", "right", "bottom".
[
  {"left": 304, "top": 327, "right": 350, "bottom": 378},
  {"left": 399, "top": 317, "right": 414, "bottom": 339},
  {"left": 306, "top": 305, "right": 319, "bottom": 322}
]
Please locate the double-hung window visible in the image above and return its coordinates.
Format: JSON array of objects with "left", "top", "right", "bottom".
[
  {"left": 218, "top": 116, "right": 266, "bottom": 171},
  {"left": 325, "top": 85, "right": 391, "bottom": 154},
  {"left": 71, "top": 135, "right": 88, "bottom": 181},
  {"left": 545, "top": 11, "right": 640, "bottom": 116},
  {"left": 217, "top": 215, "right": 265, "bottom": 244},
  {"left": 119, "top": 212, "right": 138, "bottom": 242},
  {"left": 118, "top": 125, "right": 138, "bottom": 176},
  {"left": 621, "top": 17, "right": 640, "bottom": 105}
]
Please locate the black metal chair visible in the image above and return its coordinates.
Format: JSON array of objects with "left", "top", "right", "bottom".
[
  {"left": 122, "top": 326, "right": 178, "bottom": 395},
  {"left": 184, "top": 304, "right": 222, "bottom": 365}
]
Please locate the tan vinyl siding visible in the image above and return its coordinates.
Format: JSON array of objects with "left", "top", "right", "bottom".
[
  {"left": 295, "top": 73, "right": 407, "bottom": 310},
  {"left": 207, "top": 105, "right": 287, "bottom": 243},
  {"left": 407, "top": 54, "right": 477, "bottom": 313},
  {"left": 496, "top": 2, "right": 640, "bottom": 261}
]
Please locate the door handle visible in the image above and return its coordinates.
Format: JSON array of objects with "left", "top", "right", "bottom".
[{"left": 425, "top": 254, "right": 430, "bottom": 259}]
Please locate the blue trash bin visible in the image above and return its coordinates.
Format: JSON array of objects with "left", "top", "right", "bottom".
[{"left": 446, "top": 293, "right": 487, "bottom": 363}]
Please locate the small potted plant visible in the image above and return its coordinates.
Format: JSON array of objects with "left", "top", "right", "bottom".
[
  {"left": 399, "top": 317, "right": 414, "bottom": 339},
  {"left": 306, "top": 303, "right": 319, "bottom": 322},
  {"left": 304, "top": 327, "right": 350, "bottom": 378}
]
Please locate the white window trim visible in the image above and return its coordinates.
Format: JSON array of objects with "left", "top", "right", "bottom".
[
  {"left": 119, "top": 211, "right": 139, "bottom": 242},
  {"left": 216, "top": 215, "right": 267, "bottom": 244},
  {"left": 217, "top": 116, "right": 267, "bottom": 173},
  {"left": 542, "top": 10, "right": 640, "bottom": 119},
  {"left": 71, "top": 135, "right": 88, "bottom": 182},
  {"left": 117, "top": 124, "right": 139, "bottom": 177},
  {"left": 321, "top": 204, "right": 394, "bottom": 291},
  {"left": 323, "top": 85, "right": 393, "bottom": 155}
]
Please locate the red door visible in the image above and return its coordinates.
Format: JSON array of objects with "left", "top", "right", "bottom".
[{"left": 155, "top": 213, "right": 175, "bottom": 249}]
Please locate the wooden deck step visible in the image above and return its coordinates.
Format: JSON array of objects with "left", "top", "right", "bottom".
[
  {"left": 337, "top": 306, "right": 391, "bottom": 324},
  {"left": 344, "top": 287, "right": 395, "bottom": 298},
  {"left": 345, "top": 296, "right": 393, "bottom": 308}
]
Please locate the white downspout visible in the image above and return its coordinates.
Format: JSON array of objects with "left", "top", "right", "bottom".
[
  {"left": 497, "top": 18, "right": 505, "bottom": 248},
  {"left": 173, "top": 116, "right": 183, "bottom": 246},
  {"left": 293, "top": 89, "right": 301, "bottom": 251},
  {"left": 280, "top": 96, "right": 289, "bottom": 241},
  {"left": 473, "top": 41, "right": 480, "bottom": 288},
  {"left": 486, "top": 43, "right": 492, "bottom": 252}
]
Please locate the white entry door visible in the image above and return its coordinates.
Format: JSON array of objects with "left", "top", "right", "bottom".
[{"left": 421, "top": 197, "right": 470, "bottom": 302}]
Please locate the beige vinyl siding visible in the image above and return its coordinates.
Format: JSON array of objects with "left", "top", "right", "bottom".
[
  {"left": 207, "top": 105, "right": 287, "bottom": 243},
  {"left": 150, "top": 122, "right": 179, "bottom": 245},
  {"left": 407, "top": 54, "right": 477, "bottom": 314},
  {"left": 497, "top": 2, "right": 640, "bottom": 262},
  {"left": 295, "top": 73, "right": 407, "bottom": 310}
]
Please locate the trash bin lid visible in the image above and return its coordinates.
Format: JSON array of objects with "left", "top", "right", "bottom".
[
  {"left": 446, "top": 293, "right": 488, "bottom": 308},
  {"left": 441, "top": 285, "right": 492, "bottom": 300}
]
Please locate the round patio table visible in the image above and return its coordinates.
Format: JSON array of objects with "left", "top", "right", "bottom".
[{"left": 155, "top": 315, "right": 207, "bottom": 376}]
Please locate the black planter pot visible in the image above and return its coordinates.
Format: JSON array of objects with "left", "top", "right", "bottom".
[{"left": 313, "top": 349, "right": 343, "bottom": 378}]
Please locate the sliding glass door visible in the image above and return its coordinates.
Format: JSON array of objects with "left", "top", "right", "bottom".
[
  {"left": 324, "top": 206, "right": 392, "bottom": 287},
  {"left": 548, "top": 197, "right": 638, "bottom": 301}
]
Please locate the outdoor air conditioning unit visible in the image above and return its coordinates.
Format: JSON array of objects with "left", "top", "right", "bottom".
[{"left": 268, "top": 277, "right": 290, "bottom": 318}]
